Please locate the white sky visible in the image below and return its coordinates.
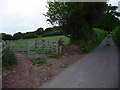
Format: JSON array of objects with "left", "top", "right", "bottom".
[{"left": 0, "top": 0, "right": 120, "bottom": 35}]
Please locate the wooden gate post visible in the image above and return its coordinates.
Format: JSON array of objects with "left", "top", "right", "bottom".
[
  {"left": 6, "top": 40, "right": 10, "bottom": 50},
  {"left": 58, "top": 38, "right": 64, "bottom": 54},
  {"left": 42, "top": 39, "right": 45, "bottom": 50},
  {"left": 48, "top": 41, "right": 50, "bottom": 51},
  {"left": 35, "top": 40, "right": 38, "bottom": 50}
]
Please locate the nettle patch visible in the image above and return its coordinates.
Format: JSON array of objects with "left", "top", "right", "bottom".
[{"left": 31, "top": 58, "right": 52, "bottom": 66}]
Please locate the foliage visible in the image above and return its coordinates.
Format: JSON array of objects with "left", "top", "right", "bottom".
[
  {"left": 24, "top": 32, "right": 37, "bottom": 39},
  {"left": 48, "top": 54, "right": 60, "bottom": 59},
  {"left": 42, "top": 26, "right": 64, "bottom": 37},
  {"left": 1, "top": 26, "right": 64, "bottom": 40},
  {"left": 35, "top": 28, "right": 44, "bottom": 36},
  {"left": 45, "top": 2, "right": 107, "bottom": 41},
  {"left": 2, "top": 49, "right": 17, "bottom": 68},
  {"left": 80, "top": 28, "right": 107, "bottom": 53},
  {"left": 112, "top": 26, "right": 120, "bottom": 47},
  {"left": 2, "top": 33, "right": 13, "bottom": 40},
  {"left": 94, "top": 28, "right": 108, "bottom": 42},
  {"left": 95, "top": 4, "right": 120, "bottom": 31},
  {"left": 95, "top": 14, "right": 120, "bottom": 31},
  {"left": 31, "top": 58, "right": 48, "bottom": 66},
  {"left": 47, "top": 63, "right": 53, "bottom": 66},
  {"left": 59, "top": 64, "right": 69, "bottom": 68},
  {"left": 12, "top": 31, "right": 38, "bottom": 40},
  {"left": 105, "top": 4, "right": 120, "bottom": 17},
  {"left": 13, "top": 32, "right": 23, "bottom": 40},
  {"left": 31, "top": 58, "right": 54, "bottom": 66}
]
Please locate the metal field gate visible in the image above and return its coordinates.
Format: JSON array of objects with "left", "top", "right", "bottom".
[{"left": 9, "top": 39, "right": 62, "bottom": 57}]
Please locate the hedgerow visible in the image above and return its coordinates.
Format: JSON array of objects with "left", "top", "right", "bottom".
[
  {"left": 80, "top": 28, "right": 107, "bottom": 53},
  {"left": 112, "top": 26, "right": 120, "bottom": 48}
]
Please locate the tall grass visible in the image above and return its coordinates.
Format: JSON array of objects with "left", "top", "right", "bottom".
[{"left": 2, "top": 49, "right": 17, "bottom": 68}]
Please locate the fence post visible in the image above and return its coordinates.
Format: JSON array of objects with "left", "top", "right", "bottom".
[
  {"left": 6, "top": 40, "right": 10, "bottom": 50},
  {"left": 56, "top": 40, "right": 58, "bottom": 54},
  {"left": 28, "top": 41, "right": 30, "bottom": 56},
  {"left": 42, "top": 39, "right": 45, "bottom": 50},
  {"left": 51, "top": 41, "right": 57, "bottom": 54},
  {"left": 48, "top": 41, "right": 50, "bottom": 51},
  {"left": 58, "top": 38, "right": 64, "bottom": 55},
  {"left": 35, "top": 40, "right": 38, "bottom": 50}
]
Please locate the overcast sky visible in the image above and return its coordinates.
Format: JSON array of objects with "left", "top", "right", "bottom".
[{"left": 0, "top": 0, "right": 120, "bottom": 35}]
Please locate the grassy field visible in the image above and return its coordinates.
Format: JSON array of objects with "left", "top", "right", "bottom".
[
  {"left": 11, "top": 35, "right": 70, "bottom": 46},
  {"left": 23, "top": 35, "right": 70, "bottom": 46}
]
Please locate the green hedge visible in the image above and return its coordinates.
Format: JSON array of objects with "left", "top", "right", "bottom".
[
  {"left": 112, "top": 26, "right": 120, "bottom": 47},
  {"left": 80, "top": 28, "right": 107, "bottom": 53},
  {"left": 2, "top": 49, "right": 17, "bottom": 68},
  {"left": 94, "top": 28, "right": 108, "bottom": 43}
]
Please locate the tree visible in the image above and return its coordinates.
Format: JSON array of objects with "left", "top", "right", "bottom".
[
  {"left": 44, "top": 2, "right": 107, "bottom": 42},
  {"left": 2, "top": 33, "right": 13, "bottom": 40},
  {"left": 35, "top": 28, "right": 44, "bottom": 36},
  {"left": 52, "top": 26, "right": 63, "bottom": 35},
  {"left": 13, "top": 32, "right": 23, "bottom": 40},
  {"left": 95, "top": 4, "right": 120, "bottom": 31},
  {"left": 24, "top": 32, "right": 37, "bottom": 39}
]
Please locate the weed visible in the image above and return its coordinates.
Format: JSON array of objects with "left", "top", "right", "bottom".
[
  {"left": 48, "top": 54, "right": 60, "bottom": 59},
  {"left": 2, "top": 49, "right": 17, "bottom": 68},
  {"left": 31, "top": 58, "right": 48, "bottom": 66},
  {"left": 47, "top": 63, "right": 53, "bottom": 66},
  {"left": 59, "top": 64, "right": 69, "bottom": 68}
]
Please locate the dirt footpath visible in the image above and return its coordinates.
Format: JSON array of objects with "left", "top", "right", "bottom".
[{"left": 2, "top": 45, "right": 84, "bottom": 88}]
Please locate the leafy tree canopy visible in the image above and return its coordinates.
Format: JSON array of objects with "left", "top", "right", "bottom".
[
  {"left": 44, "top": 2, "right": 107, "bottom": 41},
  {"left": 95, "top": 4, "right": 120, "bottom": 31}
]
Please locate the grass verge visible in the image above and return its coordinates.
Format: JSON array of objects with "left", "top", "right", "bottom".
[{"left": 2, "top": 49, "right": 17, "bottom": 68}]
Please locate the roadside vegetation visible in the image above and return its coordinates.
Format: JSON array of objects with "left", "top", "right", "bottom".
[
  {"left": 80, "top": 28, "right": 107, "bottom": 53},
  {"left": 59, "top": 64, "right": 69, "bottom": 68},
  {"left": 2, "top": 49, "right": 17, "bottom": 68},
  {"left": 31, "top": 58, "right": 48, "bottom": 66},
  {"left": 112, "top": 26, "right": 120, "bottom": 48}
]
